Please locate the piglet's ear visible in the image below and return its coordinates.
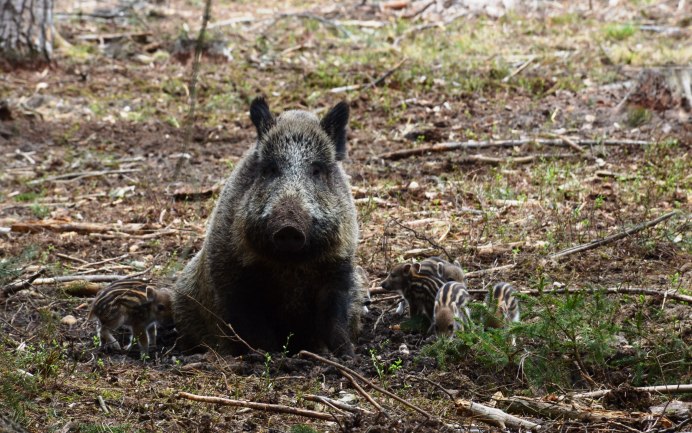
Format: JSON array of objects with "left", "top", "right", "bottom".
[
  {"left": 320, "top": 101, "right": 349, "bottom": 161},
  {"left": 250, "top": 97, "right": 275, "bottom": 139},
  {"left": 412, "top": 263, "right": 422, "bottom": 274}
]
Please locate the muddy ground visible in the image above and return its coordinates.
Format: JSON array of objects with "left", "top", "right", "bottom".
[{"left": 0, "top": 0, "right": 690, "bottom": 432}]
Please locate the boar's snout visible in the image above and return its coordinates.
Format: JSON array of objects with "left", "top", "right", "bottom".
[
  {"left": 267, "top": 196, "right": 310, "bottom": 254},
  {"left": 273, "top": 225, "right": 306, "bottom": 253}
]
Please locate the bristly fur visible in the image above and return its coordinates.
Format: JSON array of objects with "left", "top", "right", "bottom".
[
  {"left": 433, "top": 281, "right": 471, "bottom": 337},
  {"left": 89, "top": 279, "right": 173, "bottom": 352},
  {"left": 381, "top": 262, "right": 446, "bottom": 322},
  {"left": 173, "top": 98, "right": 360, "bottom": 356}
]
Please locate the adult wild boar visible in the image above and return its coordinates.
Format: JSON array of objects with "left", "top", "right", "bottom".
[{"left": 173, "top": 98, "right": 360, "bottom": 356}]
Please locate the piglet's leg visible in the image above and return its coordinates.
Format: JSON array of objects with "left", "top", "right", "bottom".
[
  {"left": 99, "top": 325, "right": 121, "bottom": 351},
  {"left": 147, "top": 324, "right": 157, "bottom": 349},
  {"left": 132, "top": 323, "right": 150, "bottom": 353}
]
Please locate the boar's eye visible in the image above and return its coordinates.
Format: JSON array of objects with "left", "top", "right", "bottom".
[
  {"left": 156, "top": 304, "right": 166, "bottom": 311},
  {"left": 261, "top": 163, "right": 279, "bottom": 178},
  {"left": 310, "top": 162, "right": 327, "bottom": 180}
]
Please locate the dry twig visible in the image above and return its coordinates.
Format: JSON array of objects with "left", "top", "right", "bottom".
[
  {"left": 376, "top": 138, "right": 653, "bottom": 160},
  {"left": 455, "top": 399, "right": 541, "bottom": 431},
  {"left": 177, "top": 391, "right": 337, "bottom": 421},
  {"left": 549, "top": 211, "right": 678, "bottom": 260},
  {"left": 339, "top": 370, "right": 386, "bottom": 414},
  {"left": 27, "top": 169, "right": 140, "bottom": 185},
  {"left": 299, "top": 351, "right": 432, "bottom": 420},
  {"left": 303, "top": 394, "right": 374, "bottom": 415},
  {"left": 572, "top": 384, "right": 692, "bottom": 399}
]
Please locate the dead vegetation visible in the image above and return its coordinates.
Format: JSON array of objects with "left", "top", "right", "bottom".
[{"left": 0, "top": 0, "right": 690, "bottom": 431}]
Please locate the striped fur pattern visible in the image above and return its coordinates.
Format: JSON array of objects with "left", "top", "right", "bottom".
[
  {"left": 419, "top": 256, "right": 466, "bottom": 283},
  {"left": 390, "top": 257, "right": 465, "bottom": 316},
  {"left": 88, "top": 279, "right": 173, "bottom": 352},
  {"left": 485, "top": 282, "right": 520, "bottom": 324},
  {"left": 381, "top": 262, "right": 446, "bottom": 321},
  {"left": 433, "top": 281, "right": 471, "bottom": 336}
]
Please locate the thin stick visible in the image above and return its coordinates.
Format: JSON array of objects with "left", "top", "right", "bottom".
[
  {"left": 555, "top": 134, "right": 587, "bottom": 154},
  {"left": 465, "top": 264, "right": 516, "bottom": 277},
  {"left": 376, "top": 138, "right": 653, "bottom": 160},
  {"left": 299, "top": 351, "right": 432, "bottom": 420},
  {"left": 339, "top": 370, "right": 386, "bottom": 414},
  {"left": 1, "top": 269, "right": 46, "bottom": 299},
  {"left": 73, "top": 254, "right": 129, "bottom": 270},
  {"left": 331, "top": 58, "right": 407, "bottom": 94},
  {"left": 391, "top": 218, "right": 454, "bottom": 262},
  {"left": 364, "top": 58, "right": 407, "bottom": 89},
  {"left": 177, "top": 391, "right": 337, "bottom": 421},
  {"left": 572, "top": 384, "right": 692, "bottom": 399},
  {"left": 502, "top": 56, "right": 535, "bottom": 83},
  {"left": 54, "top": 253, "right": 88, "bottom": 264},
  {"left": 27, "top": 169, "right": 140, "bottom": 185},
  {"left": 549, "top": 211, "right": 678, "bottom": 260},
  {"left": 462, "top": 286, "right": 692, "bottom": 304},
  {"left": 303, "top": 394, "right": 374, "bottom": 415}
]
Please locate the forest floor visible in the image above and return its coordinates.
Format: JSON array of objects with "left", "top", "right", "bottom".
[{"left": 0, "top": 0, "right": 690, "bottom": 432}]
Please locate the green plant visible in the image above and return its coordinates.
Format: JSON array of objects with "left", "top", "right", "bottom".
[
  {"left": 604, "top": 23, "right": 636, "bottom": 41},
  {"left": 627, "top": 106, "right": 651, "bottom": 127},
  {"left": 291, "top": 425, "right": 320, "bottom": 433},
  {"left": 29, "top": 204, "right": 50, "bottom": 219},
  {"left": 369, "top": 347, "right": 403, "bottom": 385},
  {"left": 263, "top": 351, "right": 273, "bottom": 389}
]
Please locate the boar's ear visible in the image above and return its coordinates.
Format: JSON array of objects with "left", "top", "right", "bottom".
[
  {"left": 250, "top": 97, "right": 275, "bottom": 139},
  {"left": 320, "top": 101, "right": 349, "bottom": 161}
]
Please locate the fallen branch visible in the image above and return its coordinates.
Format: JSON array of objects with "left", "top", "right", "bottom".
[
  {"left": 29, "top": 267, "right": 151, "bottom": 286},
  {"left": 10, "top": 220, "right": 147, "bottom": 234},
  {"left": 88, "top": 229, "right": 180, "bottom": 240},
  {"left": 171, "top": 183, "right": 222, "bottom": 201},
  {"left": 549, "top": 211, "right": 679, "bottom": 260},
  {"left": 303, "top": 394, "right": 374, "bottom": 415},
  {"left": 177, "top": 391, "right": 337, "bottom": 421},
  {"left": 455, "top": 399, "right": 541, "bottom": 431},
  {"left": 76, "top": 31, "right": 151, "bottom": 42},
  {"left": 462, "top": 286, "right": 692, "bottom": 304},
  {"left": 61, "top": 281, "right": 101, "bottom": 297},
  {"left": 496, "top": 395, "right": 651, "bottom": 424},
  {"left": 572, "top": 384, "right": 692, "bottom": 399},
  {"left": 299, "top": 351, "right": 432, "bottom": 420},
  {"left": 27, "top": 169, "right": 140, "bottom": 185},
  {"left": 376, "top": 138, "right": 653, "bottom": 160},
  {"left": 1, "top": 268, "right": 46, "bottom": 300},
  {"left": 339, "top": 370, "right": 386, "bottom": 414}
]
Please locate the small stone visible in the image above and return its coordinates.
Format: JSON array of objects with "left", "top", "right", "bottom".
[
  {"left": 399, "top": 343, "right": 410, "bottom": 356},
  {"left": 408, "top": 181, "right": 420, "bottom": 190},
  {"left": 585, "top": 114, "right": 596, "bottom": 123},
  {"left": 61, "top": 315, "right": 78, "bottom": 326}
]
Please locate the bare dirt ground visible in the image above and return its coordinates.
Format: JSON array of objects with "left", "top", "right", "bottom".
[{"left": 1, "top": 0, "right": 690, "bottom": 432}]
